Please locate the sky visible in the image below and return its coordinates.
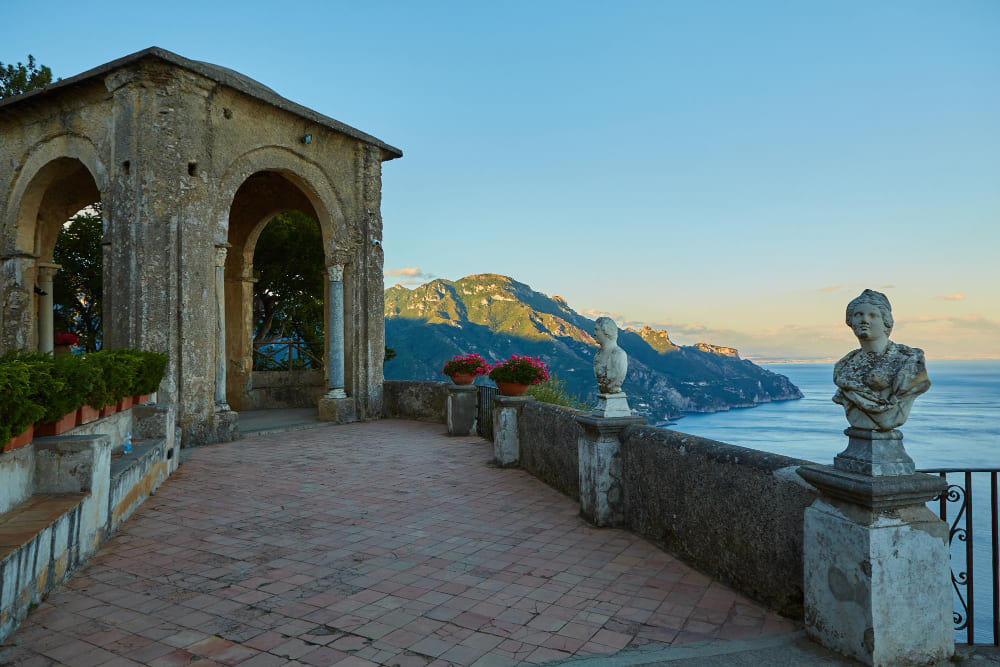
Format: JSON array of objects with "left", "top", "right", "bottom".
[{"left": 3, "top": 1, "right": 997, "bottom": 360}]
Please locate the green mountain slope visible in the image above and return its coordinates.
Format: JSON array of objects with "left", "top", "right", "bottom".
[{"left": 384, "top": 274, "right": 802, "bottom": 422}]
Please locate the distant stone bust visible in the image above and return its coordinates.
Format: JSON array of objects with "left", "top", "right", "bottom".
[
  {"left": 833, "top": 289, "right": 930, "bottom": 431},
  {"left": 593, "top": 317, "right": 628, "bottom": 394}
]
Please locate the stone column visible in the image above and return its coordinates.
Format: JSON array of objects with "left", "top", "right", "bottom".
[
  {"left": 575, "top": 414, "right": 645, "bottom": 527},
  {"left": 213, "top": 245, "right": 231, "bottom": 412},
  {"left": 36, "top": 262, "right": 61, "bottom": 354},
  {"left": 318, "top": 256, "right": 356, "bottom": 423},
  {"left": 798, "top": 431, "right": 953, "bottom": 665},
  {"left": 326, "top": 261, "right": 346, "bottom": 399},
  {"left": 492, "top": 395, "right": 534, "bottom": 466},
  {"left": 446, "top": 384, "right": 477, "bottom": 436}
]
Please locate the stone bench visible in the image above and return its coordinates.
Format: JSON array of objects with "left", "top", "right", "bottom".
[{"left": 0, "top": 492, "right": 89, "bottom": 640}]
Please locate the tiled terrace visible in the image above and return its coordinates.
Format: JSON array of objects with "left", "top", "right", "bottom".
[{"left": 0, "top": 420, "right": 796, "bottom": 666}]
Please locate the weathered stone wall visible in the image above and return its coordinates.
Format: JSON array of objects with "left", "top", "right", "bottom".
[
  {"left": 382, "top": 381, "right": 448, "bottom": 422},
  {"left": 619, "top": 425, "right": 816, "bottom": 617},
  {"left": 242, "top": 371, "right": 326, "bottom": 410},
  {"left": 517, "top": 402, "right": 583, "bottom": 498}
]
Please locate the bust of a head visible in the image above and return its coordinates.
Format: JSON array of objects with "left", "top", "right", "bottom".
[
  {"left": 833, "top": 289, "right": 929, "bottom": 431},
  {"left": 594, "top": 317, "right": 618, "bottom": 345}
]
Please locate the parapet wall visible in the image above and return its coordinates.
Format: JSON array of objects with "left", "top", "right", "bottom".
[
  {"left": 517, "top": 402, "right": 583, "bottom": 499},
  {"left": 383, "top": 380, "right": 448, "bottom": 422},
  {"left": 620, "top": 425, "right": 816, "bottom": 617}
]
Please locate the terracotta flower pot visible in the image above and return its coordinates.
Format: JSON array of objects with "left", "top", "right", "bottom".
[
  {"left": 497, "top": 382, "right": 529, "bottom": 396},
  {"left": 133, "top": 394, "right": 150, "bottom": 405},
  {"left": 3, "top": 424, "right": 33, "bottom": 453},
  {"left": 53, "top": 344, "right": 72, "bottom": 356},
  {"left": 35, "top": 411, "right": 78, "bottom": 437},
  {"left": 100, "top": 404, "right": 117, "bottom": 417},
  {"left": 77, "top": 404, "right": 100, "bottom": 425},
  {"left": 116, "top": 395, "right": 133, "bottom": 411},
  {"left": 449, "top": 373, "right": 475, "bottom": 386}
]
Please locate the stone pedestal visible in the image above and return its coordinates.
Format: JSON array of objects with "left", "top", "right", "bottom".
[
  {"left": 446, "top": 384, "right": 477, "bottom": 436},
  {"left": 575, "top": 414, "right": 645, "bottom": 527},
  {"left": 492, "top": 395, "right": 534, "bottom": 467},
  {"left": 593, "top": 392, "right": 631, "bottom": 418},
  {"left": 798, "top": 431, "right": 953, "bottom": 665},
  {"left": 318, "top": 395, "right": 357, "bottom": 424}
]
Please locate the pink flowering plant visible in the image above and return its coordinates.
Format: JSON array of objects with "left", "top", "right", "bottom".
[
  {"left": 488, "top": 354, "right": 550, "bottom": 385},
  {"left": 442, "top": 353, "right": 489, "bottom": 377}
]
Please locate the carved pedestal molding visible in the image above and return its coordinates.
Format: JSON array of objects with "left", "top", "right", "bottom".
[
  {"left": 446, "top": 384, "right": 477, "bottom": 436},
  {"left": 36, "top": 262, "right": 61, "bottom": 354},
  {"left": 797, "top": 289, "right": 953, "bottom": 666},
  {"left": 492, "top": 395, "right": 534, "bottom": 467},
  {"left": 575, "top": 414, "right": 645, "bottom": 527},
  {"left": 593, "top": 392, "right": 631, "bottom": 418},
  {"left": 213, "top": 245, "right": 231, "bottom": 412}
]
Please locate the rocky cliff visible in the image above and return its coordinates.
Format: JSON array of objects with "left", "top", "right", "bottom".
[{"left": 384, "top": 274, "right": 801, "bottom": 422}]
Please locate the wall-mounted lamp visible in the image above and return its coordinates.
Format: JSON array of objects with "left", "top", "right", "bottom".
[
  {"left": 301, "top": 134, "right": 312, "bottom": 145},
  {"left": 371, "top": 238, "right": 382, "bottom": 248}
]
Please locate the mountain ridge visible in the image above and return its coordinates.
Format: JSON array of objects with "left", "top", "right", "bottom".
[{"left": 384, "top": 274, "right": 802, "bottom": 422}]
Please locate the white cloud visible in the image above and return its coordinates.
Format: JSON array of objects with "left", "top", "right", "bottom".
[
  {"left": 936, "top": 293, "right": 965, "bottom": 301},
  {"left": 385, "top": 267, "right": 423, "bottom": 277},
  {"left": 819, "top": 285, "right": 841, "bottom": 292}
]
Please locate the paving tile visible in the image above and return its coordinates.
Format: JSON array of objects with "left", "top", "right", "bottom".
[{"left": 3, "top": 421, "right": 797, "bottom": 667}]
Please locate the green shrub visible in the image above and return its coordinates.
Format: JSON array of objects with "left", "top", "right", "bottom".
[
  {"left": 0, "top": 351, "right": 66, "bottom": 425},
  {"left": 48, "top": 353, "right": 102, "bottom": 419},
  {"left": 131, "top": 350, "right": 168, "bottom": 395},
  {"left": 82, "top": 353, "right": 112, "bottom": 408},
  {"left": 0, "top": 359, "right": 45, "bottom": 443},
  {"left": 96, "top": 350, "right": 140, "bottom": 402},
  {"left": 525, "top": 373, "right": 586, "bottom": 409}
]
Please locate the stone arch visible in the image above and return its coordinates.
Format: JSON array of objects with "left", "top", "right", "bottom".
[
  {"left": 1, "top": 135, "right": 108, "bottom": 352},
  {"left": 219, "top": 150, "right": 352, "bottom": 411}
]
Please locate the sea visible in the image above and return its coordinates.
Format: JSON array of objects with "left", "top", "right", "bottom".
[{"left": 664, "top": 360, "right": 1000, "bottom": 644}]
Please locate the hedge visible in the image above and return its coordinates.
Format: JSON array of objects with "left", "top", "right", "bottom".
[{"left": 0, "top": 349, "right": 168, "bottom": 445}]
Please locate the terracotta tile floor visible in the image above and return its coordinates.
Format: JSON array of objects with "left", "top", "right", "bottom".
[{"left": 0, "top": 420, "right": 796, "bottom": 666}]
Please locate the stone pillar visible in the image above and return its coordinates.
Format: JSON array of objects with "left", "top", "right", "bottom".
[
  {"left": 575, "top": 414, "right": 645, "bottom": 527},
  {"left": 213, "top": 245, "right": 230, "bottom": 411},
  {"left": 326, "top": 262, "right": 346, "bottom": 399},
  {"left": 446, "top": 384, "right": 477, "bottom": 436},
  {"left": 318, "top": 258, "right": 356, "bottom": 423},
  {"left": 798, "top": 429, "right": 953, "bottom": 665},
  {"left": 492, "top": 395, "right": 534, "bottom": 466},
  {"left": 36, "top": 262, "right": 61, "bottom": 354}
]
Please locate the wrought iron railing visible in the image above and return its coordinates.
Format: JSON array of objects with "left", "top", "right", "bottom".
[
  {"left": 476, "top": 385, "right": 498, "bottom": 440},
  {"left": 253, "top": 340, "right": 322, "bottom": 371},
  {"left": 917, "top": 468, "right": 1000, "bottom": 646}
]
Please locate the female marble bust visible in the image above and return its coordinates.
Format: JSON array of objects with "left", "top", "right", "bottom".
[
  {"left": 593, "top": 317, "right": 627, "bottom": 394},
  {"left": 833, "top": 289, "right": 930, "bottom": 431}
]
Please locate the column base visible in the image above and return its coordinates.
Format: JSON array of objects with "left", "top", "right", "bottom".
[
  {"left": 446, "top": 384, "right": 477, "bottom": 436},
  {"left": 318, "top": 395, "right": 356, "bottom": 423},
  {"left": 492, "top": 395, "right": 535, "bottom": 467},
  {"left": 803, "top": 497, "right": 953, "bottom": 665},
  {"left": 593, "top": 392, "right": 632, "bottom": 418},
  {"left": 325, "top": 388, "right": 347, "bottom": 399},
  {"left": 575, "top": 414, "right": 646, "bottom": 527}
]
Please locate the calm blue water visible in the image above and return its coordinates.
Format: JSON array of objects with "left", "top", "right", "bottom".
[{"left": 668, "top": 360, "right": 1000, "bottom": 644}]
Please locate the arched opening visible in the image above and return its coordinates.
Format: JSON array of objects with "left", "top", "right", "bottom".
[
  {"left": 6, "top": 157, "right": 104, "bottom": 353},
  {"left": 224, "top": 171, "right": 331, "bottom": 411}
]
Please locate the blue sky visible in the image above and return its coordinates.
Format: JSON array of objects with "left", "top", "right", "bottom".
[{"left": 3, "top": 0, "right": 997, "bottom": 359}]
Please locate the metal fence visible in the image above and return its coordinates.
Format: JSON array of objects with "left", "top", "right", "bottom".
[
  {"left": 918, "top": 468, "right": 1000, "bottom": 646},
  {"left": 476, "top": 385, "right": 498, "bottom": 440},
  {"left": 253, "top": 340, "right": 323, "bottom": 371}
]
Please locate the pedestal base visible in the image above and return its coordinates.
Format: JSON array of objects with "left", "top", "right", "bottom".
[
  {"left": 492, "top": 395, "right": 534, "bottom": 467},
  {"left": 575, "top": 414, "right": 645, "bottom": 527},
  {"left": 318, "top": 396, "right": 356, "bottom": 424},
  {"left": 446, "top": 384, "right": 477, "bottom": 436},
  {"left": 803, "top": 497, "right": 953, "bottom": 666},
  {"left": 593, "top": 392, "right": 631, "bottom": 418},
  {"left": 835, "top": 428, "right": 915, "bottom": 476}
]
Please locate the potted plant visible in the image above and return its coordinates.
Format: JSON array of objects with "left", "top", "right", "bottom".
[
  {"left": 487, "top": 354, "right": 550, "bottom": 396},
  {"left": 0, "top": 357, "right": 45, "bottom": 452},
  {"left": 130, "top": 350, "right": 168, "bottom": 403},
  {"left": 53, "top": 331, "right": 80, "bottom": 356},
  {"left": 441, "top": 353, "right": 489, "bottom": 385},
  {"left": 36, "top": 353, "right": 96, "bottom": 435}
]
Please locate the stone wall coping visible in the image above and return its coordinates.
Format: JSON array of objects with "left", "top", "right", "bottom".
[
  {"left": 0, "top": 46, "right": 403, "bottom": 159},
  {"left": 626, "top": 425, "right": 814, "bottom": 475},
  {"left": 575, "top": 414, "right": 646, "bottom": 435},
  {"left": 32, "top": 434, "right": 111, "bottom": 453},
  {"left": 494, "top": 395, "right": 536, "bottom": 408},
  {"left": 798, "top": 464, "right": 947, "bottom": 510}
]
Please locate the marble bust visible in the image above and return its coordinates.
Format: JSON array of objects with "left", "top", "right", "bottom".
[
  {"left": 832, "top": 289, "right": 930, "bottom": 431},
  {"left": 593, "top": 317, "right": 627, "bottom": 394}
]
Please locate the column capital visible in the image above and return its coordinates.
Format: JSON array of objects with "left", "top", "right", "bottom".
[
  {"left": 36, "top": 262, "right": 62, "bottom": 280},
  {"left": 326, "top": 264, "right": 345, "bottom": 281},
  {"left": 214, "top": 243, "right": 231, "bottom": 267}
]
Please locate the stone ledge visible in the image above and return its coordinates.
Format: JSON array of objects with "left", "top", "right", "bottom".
[{"left": 798, "top": 464, "right": 946, "bottom": 511}]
